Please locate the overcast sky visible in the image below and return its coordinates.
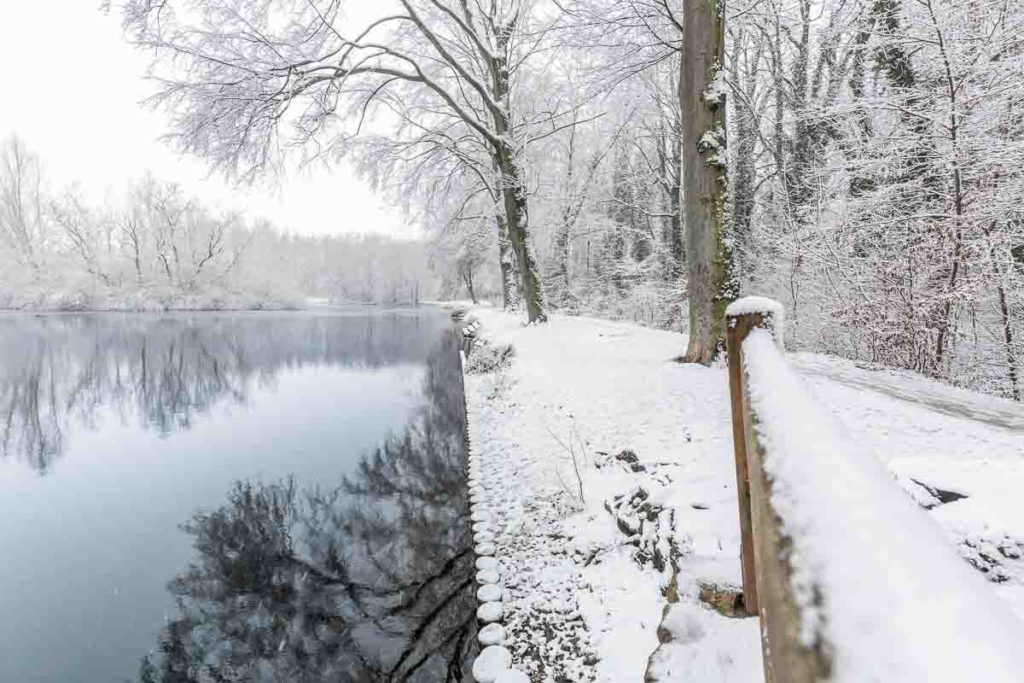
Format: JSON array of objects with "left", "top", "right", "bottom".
[{"left": 0, "top": 2, "right": 410, "bottom": 238}]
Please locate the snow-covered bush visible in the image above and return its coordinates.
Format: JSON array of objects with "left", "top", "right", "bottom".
[{"left": 465, "top": 343, "right": 516, "bottom": 375}]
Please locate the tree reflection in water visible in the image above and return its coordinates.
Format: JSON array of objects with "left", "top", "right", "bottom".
[
  {"left": 138, "top": 330, "right": 476, "bottom": 682},
  {"left": 0, "top": 312, "right": 445, "bottom": 473}
]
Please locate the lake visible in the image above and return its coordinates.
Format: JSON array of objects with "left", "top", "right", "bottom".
[{"left": 0, "top": 308, "right": 477, "bottom": 682}]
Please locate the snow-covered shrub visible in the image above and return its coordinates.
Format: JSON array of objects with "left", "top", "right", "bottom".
[{"left": 465, "top": 342, "right": 515, "bottom": 375}]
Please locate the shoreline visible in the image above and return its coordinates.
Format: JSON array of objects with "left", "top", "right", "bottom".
[
  {"left": 458, "top": 306, "right": 761, "bottom": 681},
  {"left": 456, "top": 305, "right": 1024, "bottom": 680},
  {"left": 0, "top": 301, "right": 429, "bottom": 314}
]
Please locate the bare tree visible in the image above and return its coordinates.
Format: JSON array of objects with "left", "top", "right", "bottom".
[
  {"left": 0, "top": 136, "right": 48, "bottom": 275},
  {"left": 124, "top": 0, "right": 558, "bottom": 321},
  {"left": 50, "top": 191, "right": 114, "bottom": 287},
  {"left": 350, "top": 116, "right": 521, "bottom": 309}
]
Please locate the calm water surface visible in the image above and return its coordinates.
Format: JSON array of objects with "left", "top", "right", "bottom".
[{"left": 0, "top": 309, "right": 476, "bottom": 682}]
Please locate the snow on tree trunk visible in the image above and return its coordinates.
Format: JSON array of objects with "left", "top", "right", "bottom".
[
  {"left": 681, "top": 0, "right": 733, "bottom": 364},
  {"left": 499, "top": 156, "right": 547, "bottom": 323},
  {"left": 496, "top": 209, "right": 520, "bottom": 311},
  {"left": 490, "top": 30, "right": 547, "bottom": 324}
]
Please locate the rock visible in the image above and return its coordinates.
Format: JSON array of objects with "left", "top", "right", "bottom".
[
  {"left": 478, "top": 622, "right": 507, "bottom": 646},
  {"left": 698, "top": 583, "right": 747, "bottom": 618},
  {"left": 604, "top": 486, "right": 681, "bottom": 573},
  {"left": 495, "top": 670, "right": 530, "bottom": 683},
  {"left": 476, "top": 569, "right": 501, "bottom": 585},
  {"left": 475, "top": 541, "right": 496, "bottom": 556},
  {"left": 472, "top": 645, "right": 512, "bottom": 682},
  {"left": 477, "top": 583, "right": 503, "bottom": 602},
  {"left": 910, "top": 478, "right": 968, "bottom": 509},
  {"left": 615, "top": 449, "right": 639, "bottom": 464},
  {"left": 476, "top": 556, "right": 498, "bottom": 572},
  {"left": 477, "top": 601, "right": 504, "bottom": 623},
  {"left": 504, "top": 517, "right": 524, "bottom": 534},
  {"left": 615, "top": 449, "right": 646, "bottom": 472}
]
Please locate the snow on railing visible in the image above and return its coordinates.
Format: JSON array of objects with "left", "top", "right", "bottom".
[{"left": 725, "top": 297, "right": 1024, "bottom": 682}]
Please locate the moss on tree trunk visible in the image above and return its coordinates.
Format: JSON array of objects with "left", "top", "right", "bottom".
[{"left": 681, "top": 0, "right": 734, "bottom": 363}]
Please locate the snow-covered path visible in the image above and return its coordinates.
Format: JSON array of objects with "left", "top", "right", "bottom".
[
  {"left": 793, "top": 353, "right": 1024, "bottom": 619},
  {"left": 460, "top": 307, "right": 1024, "bottom": 681},
  {"left": 792, "top": 353, "right": 1024, "bottom": 431}
]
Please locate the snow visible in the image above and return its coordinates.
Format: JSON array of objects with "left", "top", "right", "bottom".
[
  {"left": 476, "top": 556, "right": 499, "bottom": 572},
  {"left": 472, "top": 646, "right": 513, "bottom": 682},
  {"left": 478, "top": 584, "right": 504, "bottom": 602},
  {"left": 645, "top": 602, "right": 761, "bottom": 681},
  {"left": 477, "top": 601, "right": 505, "bottom": 623},
  {"left": 789, "top": 352, "right": 1024, "bottom": 616},
  {"left": 699, "top": 129, "right": 724, "bottom": 151},
  {"left": 743, "top": 328, "right": 1024, "bottom": 680},
  {"left": 724, "top": 295, "right": 784, "bottom": 319},
  {"left": 479, "top": 623, "right": 508, "bottom": 646},
  {"left": 477, "top": 569, "right": 501, "bottom": 585},
  {"left": 463, "top": 308, "right": 761, "bottom": 680},
  {"left": 703, "top": 66, "right": 728, "bottom": 105},
  {"left": 697, "top": 126, "right": 728, "bottom": 168},
  {"left": 725, "top": 295, "right": 785, "bottom": 343},
  {"left": 792, "top": 351, "right": 1024, "bottom": 432},
  {"left": 466, "top": 393, "right": 516, "bottom": 680},
  {"left": 462, "top": 307, "right": 1024, "bottom": 681}
]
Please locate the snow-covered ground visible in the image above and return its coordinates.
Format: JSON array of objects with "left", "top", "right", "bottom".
[
  {"left": 460, "top": 307, "right": 1024, "bottom": 681},
  {"left": 793, "top": 353, "right": 1024, "bottom": 617}
]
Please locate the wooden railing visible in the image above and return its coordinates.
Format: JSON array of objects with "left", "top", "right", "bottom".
[
  {"left": 724, "top": 296, "right": 1024, "bottom": 682},
  {"left": 726, "top": 301, "right": 829, "bottom": 682}
]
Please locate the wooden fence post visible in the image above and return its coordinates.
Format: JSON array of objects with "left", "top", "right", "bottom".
[
  {"left": 727, "top": 304, "right": 831, "bottom": 683},
  {"left": 726, "top": 311, "right": 767, "bottom": 617}
]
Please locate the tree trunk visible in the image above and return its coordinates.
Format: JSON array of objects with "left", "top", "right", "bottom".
[
  {"left": 931, "top": 8, "right": 963, "bottom": 373},
  {"left": 669, "top": 126, "right": 684, "bottom": 274},
  {"left": 495, "top": 208, "right": 519, "bottom": 310},
  {"left": 498, "top": 150, "right": 547, "bottom": 323},
  {"left": 461, "top": 266, "right": 478, "bottom": 304},
  {"left": 655, "top": 116, "right": 684, "bottom": 281},
  {"left": 490, "top": 29, "right": 547, "bottom": 323},
  {"left": 550, "top": 124, "right": 578, "bottom": 306},
  {"left": 784, "top": 0, "right": 814, "bottom": 219},
  {"left": 681, "top": 0, "right": 733, "bottom": 364},
  {"left": 551, "top": 216, "right": 571, "bottom": 305},
  {"left": 730, "top": 34, "right": 757, "bottom": 274},
  {"left": 997, "top": 282, "right": 1019, "bottom": 401}
]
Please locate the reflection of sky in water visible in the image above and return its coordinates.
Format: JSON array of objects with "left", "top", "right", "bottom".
[{"left": 0, "top": 310, "right": 474, "bottom": 683}]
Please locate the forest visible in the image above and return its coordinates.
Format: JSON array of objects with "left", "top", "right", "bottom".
[
  {"left": 0, "top": 138, "right": 430, "bottom": 310},
  {"left": 1, "top": 0, "right": 1021, "bottom": 400}
]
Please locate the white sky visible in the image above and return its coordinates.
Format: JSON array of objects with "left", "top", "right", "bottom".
[{"left": 0, "top": 2, "right": 411, "bottom": 238}]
